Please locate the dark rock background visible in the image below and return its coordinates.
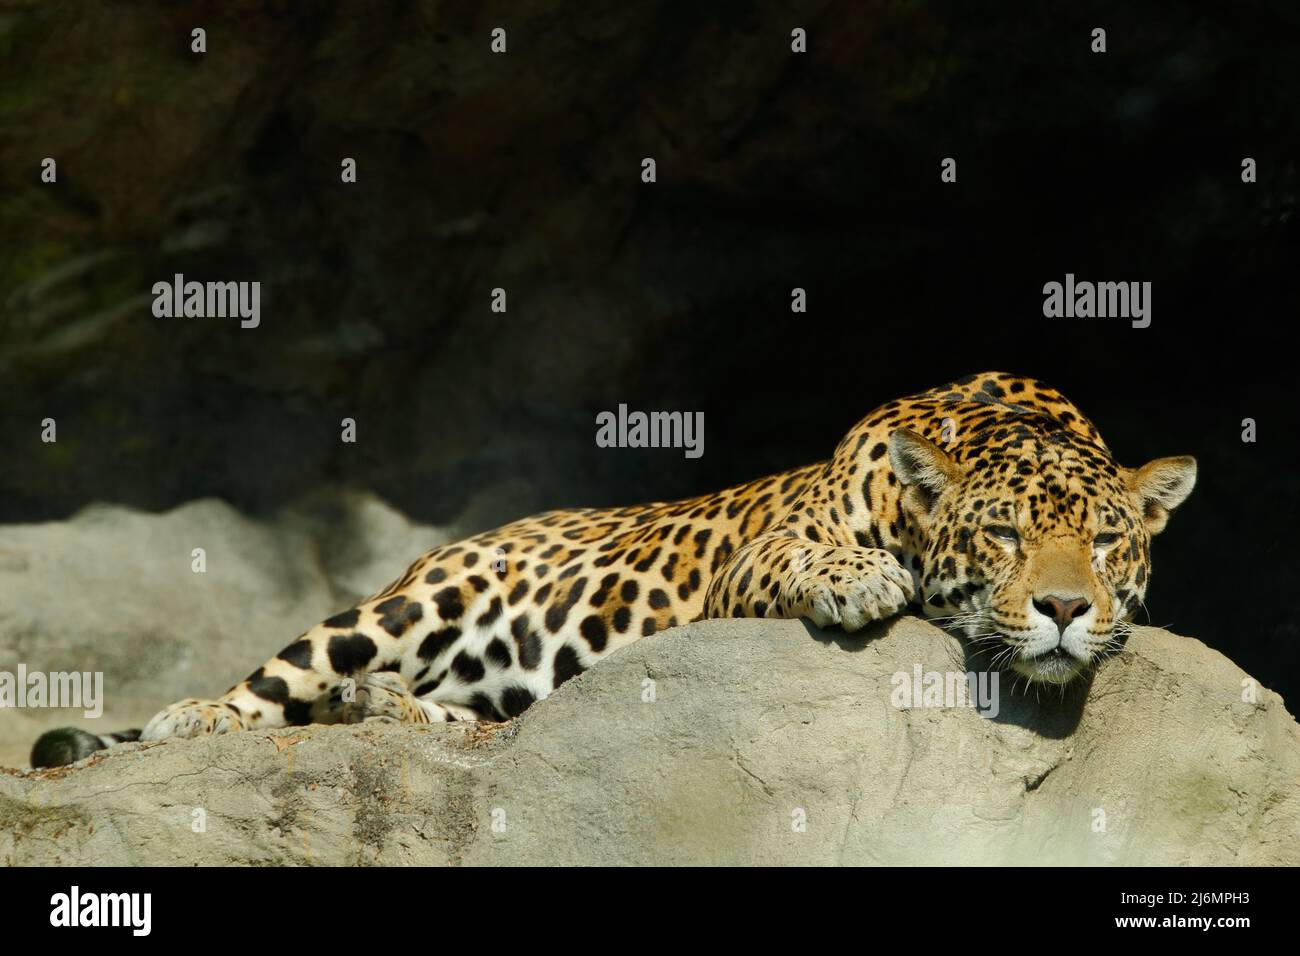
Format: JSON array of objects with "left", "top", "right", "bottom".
[{"left": 1, "top": 2, "right": 1297, "bottom": 699}]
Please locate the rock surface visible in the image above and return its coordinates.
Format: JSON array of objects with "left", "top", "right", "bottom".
[
  {"left": 3, "top": 615, "right": 1296, "bottom": 866},
  {"left": 0, "top": 491, "right": 448, "bottom": 769}
]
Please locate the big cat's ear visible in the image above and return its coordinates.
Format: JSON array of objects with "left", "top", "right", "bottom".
[
  {"left": 1127, "top": 456, "right": 1197, "bottom": 535},
  {"left": 889, "top": 428, "right": 960, "bottom": 512}
]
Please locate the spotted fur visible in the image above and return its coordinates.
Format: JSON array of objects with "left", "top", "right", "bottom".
[{"left": 30, "top": 372, "right": 1195, "bottom": 766}]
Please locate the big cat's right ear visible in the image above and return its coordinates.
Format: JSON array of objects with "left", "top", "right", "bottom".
[
  {"left": 889, "top": 428, "right": 961, "bottom": 512},
  {"left": 1126, "top": 455, "right": 1197, "bottom": 536}
]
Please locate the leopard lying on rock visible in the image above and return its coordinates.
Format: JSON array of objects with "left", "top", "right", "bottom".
[{"left": 31, "top": 372, "right": 1196, "bottom": 768}]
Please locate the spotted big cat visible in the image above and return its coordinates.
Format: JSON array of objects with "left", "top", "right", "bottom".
[{"left": 32, "top": 372, "right": 1195, "bottom": 768}]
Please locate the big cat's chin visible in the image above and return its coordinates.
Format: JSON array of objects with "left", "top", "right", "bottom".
[{"left": 1010, "top": 650, "right": 1089, "bottom": 685}]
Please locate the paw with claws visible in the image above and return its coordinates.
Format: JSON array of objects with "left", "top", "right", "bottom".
[
  {"left": 141, "top": 698, "right": 247, "bottom": 741},
  {"left": 323, "top": 672, "right": 429, "bottom": 725},
  {"left": 791, "top": 546, "right": 915, "bottom": 632}
]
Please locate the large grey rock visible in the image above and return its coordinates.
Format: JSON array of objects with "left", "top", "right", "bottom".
[
  {"left": 0, "top": 492, "right": 448, "bottom": 769},
  {"left": 3, "top": 616, "right": 1296, "bottom": 866}
]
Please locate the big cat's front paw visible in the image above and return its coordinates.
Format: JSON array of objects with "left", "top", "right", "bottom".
[
  {"left": 314, "top": 672, "right": 427, "bottom": 725},
  {"left": 141, "top": 698, "right": 247, "bottom": 741},
  {"left": 792, "top": 546, "right": 914, "bottom": 632}
]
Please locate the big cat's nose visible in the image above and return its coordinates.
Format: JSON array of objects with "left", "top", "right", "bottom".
[{"left": 1032, "top": 595, "right": 1091, "bottom": 634}]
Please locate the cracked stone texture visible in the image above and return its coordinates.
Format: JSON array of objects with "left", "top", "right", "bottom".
[
  {"left": 3, "top": 616, "right": 1297, "bottom": 865},
  {"left": 0, "top": 492, "right": 449, "bottom": 770}
]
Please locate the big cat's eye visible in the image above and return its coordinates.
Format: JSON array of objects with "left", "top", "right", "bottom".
[
  {"left": 1093, "top": 531, "right": 1120, "bottom": 547},
  {"left": 985, "top": 525, "right": 1018, "bottom": 543}
]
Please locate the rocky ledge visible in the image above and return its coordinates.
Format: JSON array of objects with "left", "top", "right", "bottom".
[{"left": 3, "top": 615, "right": 1296, "bottom": 866}]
